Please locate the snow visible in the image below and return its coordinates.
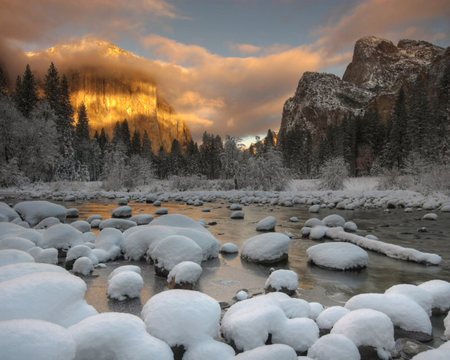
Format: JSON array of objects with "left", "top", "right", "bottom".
[
  {"left": 107, "top": 271, "right": 143, "bottom": 300},
  {"left": 241, "top": 233, "right": 291, "bottom": 264},
  {"left": 66, "top": 208, "right": 79, "bottom": 218},
  {"left": 0, "top": 262, "right": 68, "bottom": 282},
  {"left": 0, "top": 235, "right": 35, "bottom": 251},
  {"left": 236, "top": 290, "right": 249, "bottom": 301},
  {"left": 272, "top": 317, "right": 319, "bottom": 352},
  {"left": 108, "top": 265, "right": 141, "bottom": 279},
  {"left": 130, "top": 214, "right": 153, "bottom": 225},
  {"left": 344, "top": 221, "right": 358, "bottom": 232},
  {"left": 265, "top": 269, "right": 298, "bottom": 293},
  {"left": 66, "top": 244, "right": 99, "bottom": 266},
  {"left": 304, "top": 218, "right": 324, "bottom": 227},
  {"left": 221, "top": 242, "right": 239, "bottom": 253},
  {"left": 256, "top": 216, "right": 277, "bottom": 231},
  {"left": 90, "top": 219, "right": 101, "bottom": 228},
  {"left": 28, "top": 246, "right": 58, "bottom": 264},
  {"left": 322, "top": 214, "right": 345, "bottom": 227},
  {"left": 331, "top": 309, "right": 395, "bottom": 356},
  {"left": 155, "top": 207, "right": 168, "bottom": 215},
  {"left": 70, "top": 220, "right": 91, "bottom": 233},
  {"left": 92, "top": 228, "right": 123, "bottom": 262},
  {"left": 289, "top": 216, "right": 299, "bottom": 222},
  {"left": 34, "top": 217, "right": 60, "bottom": 229},
  {"left": 151, "top": 235, "right": 203, "bottom": 274},
  {"left": 234, "top": 344, "right": 297, "bottom": 360},
  {"left": 99, "top": 218, "right": 137, "bottom": 231},
  {"left": 309, "top": 204, "right": 321, "bottom": 213},
  {"left": 326, "top": 227, "right": 442, "bottom": 265},
  {"left": 112, "top": 205, "right": 132, "bottom": 218},
  {"left": 0, "top": 271, "right": 97, "bottom": 326},
  {"left": 307, "top": 242, "right": 368, "bottom": 270},
  {"left": 13, "top": 200, "right": 67, "bottom": 226},
  {"left": 0, "top": 222, "right": 43, "bottom": 244},
  {"left": 0, "top": 202, "right": 20, "bottom": 222},
  {"left": 307, "top": 334, "right": 360, "bottom": 360},
  {"left": 309, "top": 302, "right": 324, "bottom": 320},
  {"left": 411, "top": 347, "right": 450, "bottom": 360},
  {"left": 0, "top": 319, "right": 76, "bottom": 360},
  {"left": 183, "top": 339, "right": 235, "bottom": 360},
  {"left": 167, "top": 261, "right": 202, "bottom": 285},
  {"left": 423, "top": 213, "right": 438, "bottom": 220},
  {"left": 345, "top": 293, "right": 432, "bottom": 334},
  {"left": 445, "top": 312, "right": 450, "bottom": 338},
  {"left": 86, "top": 214, "right": 102, "bottom": 223},
  {"left": 39, "top": 223, "right": 84, "bottom": 250},
  {"left": 0, "top": 248, "right": 35, "bottom": 266},
  {"left": 316, "top": 306, "right": 350, "bottom": 330},
  {"left": 142, "top": 289, "right": 221, "bottom": 349},
  {"left": 68, "top": 312, "right": 173, "bottom": 360},
  {"left": 309, "top": 226, "right": 327, "bottom": 240},
  {"left": 385, "top": 284, "right": 433, "bottom": 316},
  {"left": 72, "top": 257, "right": 94, "bottom": 275},
  {"left": 231, "top": 210, "right": 245, "bottom": 219},
  {"left": 418, "top": 280, "right": 450, "bottom": 312},
  {"left": 230, "top": 203, "right": 242, "bottom": 210}
]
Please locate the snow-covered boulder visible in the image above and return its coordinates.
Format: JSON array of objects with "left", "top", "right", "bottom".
[
  {"left": 0, "top": 202, "right": 20, "bottom": 222},
  {"left": 308, "top": 334, "right": 360, "bottom": 360},
  {"left": 241, "top": 233, "right": 291, "bottom": 265},
  {"left": 112, "top": 205, "right": 132, "bottom": 218},
  {"left": 28, "top": 246, "right": 58, "bottom": 264},
  {"left": 107, "top": 271, "right": 143, "bottom": 300},
  {"left": 423, "top": 213, "right": 438, "bottom": 220},
  {"left": 155, "top": 207, "right": 168, "bottom": 215},
  {"left": 168, "top": 261, "right": 202, "bottom": 289},
  {"left": 221, "top": 242, "right": 239, "bottom": 254},
  {"left": 444, "top": 312, "right": 450, "bottom": 338},
  {"left": 316, "top": 306, "right": 350, "bottom": 331},
  {"left": 345, "top": 293, "right": 432, "bottom": 336},
  {"left": 418, "top": 280, "right": 450, "bottom": 313},
  {"left": 230, "top": 203, "right": 242, "bottom": 211},
  {"left": 34, "top": 217, "right": 61, "bottom": 229},
  {"left": 108, "top": 265, "right": 141, "bottom": 279},
  {"left": 70, "top": 220, "right": 91, "bottom": 233},
  {"left": 142, "top": 289, "right": 221, "bottom": 351},
  {"left": 13, "top": 201, "right": 67, "bottom": 226},
  {"left": 236, "top": 290, "right": 249, "bottom": 301},
  {"left": 130, "top": 214, "right": 153, "bottom": 225},
  {"left": 441, "top": 203, "right": 450, "bottom": 212},
  {"left": 322, "top": 214, "right": 346, "bottom": 227},
  {"left": 151, "top": 235, "right": 203, "bottom": 276},
  {"left": 39, "top": 224, "right": 84, "bottom": 250},
  {"left": 410, "top": 344, "right": 450, "bottom": 360},
  {"left": 307, "top": 242, "right": 368, "bottom": 270},
  {"left": 65, "top": 244, "right": 99, "bottom": 269},
  {"left": 289, "top": 216, "right": 299, "bottom": 222},
  {"left": 304, "top": 218, "right": 324, "bottom": 227},
  {"left": 73, "top": 257, "right": 94, "bottom": 276},
  {"left": 0, "top": 262, "right": 68, "bottom": 282},
  {"left": 68, "top": 313, "right": 173, "bottom": 360},
  {"left": 309, "top": 225, "right": 328, "bottom": 240},
  {"left": 0, "top": 319, "right": 76, "bottom": 360},
  {"left": 309, "top": 204, "right": 321, "bottom": 213},
  {"left": 92, "top": 228, "right": 123, "bottom": 262},
  {"left": 309, "top": 302, "right": 324, "bottom": 320},
  {"left": 231, "top": 210, "right": 245, "bottom": 219},
  {"left": 344, "top": 221, "right": 358, "bottom": 232},
  {"left": 301, "top": 227, "right": 311, "bottom": 237},
  {"left": 86, "top": 214, "right": 102, "bottom": 223},
  {"left": 264, "top": 269, "right": 298, "bottom": 296},
  {"left": 99, "top": 218, "right": 137, "bottom": 231},
  {"left": 0, "top": 249, "right": 35, "bottom": 266},
  {"left": 0, "top": 271, "right": 97, "bottom": 326},
  {"left": 256, "top": 216, "right": 277, "bottom": 231},
  {"left": 183, "top": 339, "right": 234, "bottom": 360},
  {"left": 331, "top": 309, "right": 395, "bottom": 358},
  {"left": 0, "top": 236, "right": 35, "bottom": 251},
  {"left": 66, "top": 208, "right": 79, "bottom": 218},
  {"left": 385, "top": 284, "right": 433, "bottom": 316},
  {"left": 235, "top": 344, "right": 297, "bottom": 360},
  {"left": 117, "top": 197, "right": 129, "bottom": 205}
]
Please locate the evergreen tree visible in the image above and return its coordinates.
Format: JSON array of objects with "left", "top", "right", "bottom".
[
  {"left": 185, "top": 140, "right": 200, "bottom": 175},
  {"left": 131, "top": 129, "right": 142, "bottom": 155},
  {"left": 120, "top": 120, "right": 132, "bottom": 154},
  {"left": 0, "top": 65, "right": 8, "bottom": 96},
  {"left": 169, "top": 139, "right": 185, "bottom": 175},
  {"left": 141, "top": 130, "right": 153, "bottom": 160},
  {"left": 57, "top": 75, "right": 74, "bottom": 130},
  {"left": 15, "top": 64, "right": 38, "bottom": 118},
  {"left": 98, "top": 128, "right": 108, "bottom": 152},
  {"left": 263, "top": 129, "right": 276, "bottom": 151},
  {"left": 44, "top": 62, "right": 60, "bottom": 111},
  {"left": 156, "top": 146, "right": 170, "bottom": 179},
  {"left": 75, "top": 103, "right": 90, "bottom": 141}
]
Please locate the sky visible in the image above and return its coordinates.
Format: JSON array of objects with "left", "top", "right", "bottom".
[{"left": 0, "top": 0, "right": 449, "bottom": 142}]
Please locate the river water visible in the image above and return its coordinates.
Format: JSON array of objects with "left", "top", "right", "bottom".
[{"left": 62, "top": 199, "right": 450, "bottom": 345}]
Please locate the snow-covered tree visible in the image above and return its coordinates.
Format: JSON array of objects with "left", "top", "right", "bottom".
[{"left": 319, "top": 156, "right": 348, "bottom": 190}]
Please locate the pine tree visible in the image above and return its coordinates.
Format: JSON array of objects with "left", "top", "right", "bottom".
[
  {"left": 44, "top": 62, "right": 60, "bottom": 112},
  {"left": 98, "top": 128, "right": 108, "bottom": 152},
  {"left": 169, "top": 139, "right": 185, "bottom": 175},
  {"left": 15, "top": 64, "right": 38, "bottom": 118},
  {"left": 120, "top": 120, "right": 132, "bottom": 154},
  {"left": 0, "top": 65, "right": 8, "bottom": 96},
  {"left": 131, "top": 129, "right": 142, "bottom": 155},
  {"left": 75, "top": 103, "right": 90, "bottom": 141},
  {"left": 57, "top": 75, "right": 74, "bottom": 130},
  {"left": 141, "top": 130, "right": 153, "bottom": 160}
]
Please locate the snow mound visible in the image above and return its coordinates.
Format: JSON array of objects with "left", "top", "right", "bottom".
[
  {"left": 0, "top": 202, "right": 20, "bottom": 222},
  {"left": 107, "top": 271, "right": 143, "bottom": 300},
  {"left": 66, "top": 208, "right": 79, "bottom": 218},
  {"left": 307, "top": 242, "right": 368, "bottom": 270},
  {"left": 256, "top": 216, "right": 277, "bottom": 231},
  {"left": 39, "top": 223, "right": 84, "bottom": 250},
  {"left": 309, "top": 302, "right": 324, "bottom": 320},
  {"left": 326, "top": 227, "right": 442, "bottom": 265},
  {"left": 0, "top": 262, "right": 68, "bottom": 282},
  {"left": 423, "top": 213, "right": 438, "bottom": 220},
  {"left": 0, "top": 271, "right": 97, "bottom": 326},
  {"left": 231, "top": 210, "right": 245, "bottom": 219},
  {"left": 316, "top": 306, "right": 350, "bottom": 330},
  {"left": 142, "top": 289, "right": 221, "bottom": 349},
  {"left": 112, "top": 205, "right": 132, "bottom": 218},
  {"left": 99, "top": 218, "right": 137, "bottom": 231},
  {"left": 234, "top": 344, "right": 297, "bottom": 360},
  {"left": 70, "top": 220, "right": 91, "bottom": 233},
  {"left": 265, "top": 269, "right": 298, "bottom": 295},
  {"left": 0, "top": 248, "right": 35, "bottom": 266},
  {"left": 66, "top": 245, "right": 99, "bottom": 267},
  {"left": 68, "top": 312, "right": 173, "bottom": 360},
  {"left": 0, "top": 236, "right": 35, "bottom": 251},
  {"left": 322, "top": 214, "right": 346, "bottom": 227},
  {"left": 236, "top": 290, "right": 249, "bottom": 301},
  {"left": 230, "top": 203, "right": 242, "bottom": 211},
  {"left": 304, "top": 218, "right": 324, "bottom": 227},
  {"left": 155, "top": 207, "right": 168, "bottom": 215},
  {"left": 309, "top": 204, "right": 321, "bottom": 213},
  {"left": 34, "top": 216, "right": 60, "bottom": 229},
  {"left": 385, "top": 284, "right": 433, "bottom": 316},
  {"left": 418, "top": 280, "right": 450, "bottom": 312},
  {"left": 221, "top": 242, "right": 239, "bottom": 253},
  {"left": 289, "top": 216, "right": 299, "bottom": 222},
  {"left": 345, "top": 293, "right": 432, "bottom": 334},
  {"left": 108, "top": 265, "right": 141, "bottom": 279},
  {"left": 0, "top": 319, "right": 76, "bottom": 360},
  {"left": 92, "top": 228, "right": 123, "bottom": 262},
  {"left": 344, "top": 221, "right": 358, "bottom": 232},
  {"left": 308, "top": 334, "right": 360, "bottom": 360},
  {"left": 73, "top": 257, "right": 94, "bottom": 276},
  {"left": 86, "top": 214, "right": 102, "bottom": 223},
  {"left": 445, "top": 312, "right": 450, "bottom": 338},
  {"left": 331, "top": 309, "right": 395, "bottom": 354},
  {"left": 309, "top": 225, "right": 327, "bottom": 240},
  {"left": 241, "top": 233, "right": 291, "bottom": 264},
  {"left": 0, "top": 222, "right": 43, "bottom": 244},
  {"left": 272, "top": 317, "right": 319, "bottom": 352},
  {"left": 13, "top": 200, "right": 67, "bottom": 226},
  {"left": 168, "top": 261, "right": 202, "bottom": 286},
  {"left": 411, "top": 347, "right": 450, "bottom": 360},
  {"left": 183, "top": 339, "right": 234, "bottom": 360},
  {"left": 28, "top": 246, "right": 58, "bottom": 264},
  {"left": 130, "top": 214, "right": 153, "bottom": 225}
]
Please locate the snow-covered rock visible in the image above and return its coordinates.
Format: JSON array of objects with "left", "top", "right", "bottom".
[
  {"left": 91, "top": 227, "right": 123, "bottom": 262},
  {"left": 230, "top": 203, "right": 242, "bottom": 211},
  {"left": 221, "top": 242, "right": 239, "bottom": 254},
  {"left": 0, "top": 271, "right": 97, "bottom": 326},
  {"left": 155, "top": 207, "right": 168, "bottom": 215},
  {"left": 331, "top": 309, "right": 395, "bottom": 357},
  {"left": 65, "top": 244, "right": 99, "bottom": 269},
  {"left": 241, "top": 233, "right": 291, "bottom": 264},
  {"left": 0, "top": 319, "right": 76, "bottom": 360},
  {"left": 167, "top": 261, "right": 202, "bottom": 289},
  {"left": 231, "top": 210, "right": 245, "bottom": 219},
  {"left": 418, "top": 280, "right": 450, "bottom": 313},
  {"left": 385, "top": 284, "right": 433, "bottom": 316},
  {"left": 345, "top": 293, "right": 432, "bottom": 335},
  {"left": 69, "top": 220, "right": 91, "bottom": 233},
  {"left": 0, "top": 262, "right": 68, "bottom": 282},
  {"left": 183, "top": 339, "right": 235, "bottom": 360},
  {"left": 99, "top": 218, "right": 137, "bottom": 231},
  {"left": 309, "top": 302, "right": 324, "bottom": 320},
  {"left": 107, "top": 271, "right": 143, "bottom": 300},
  {"left": 307, "top": 334, "right": 360, "bottom": 360},
  {"left": 68, "top": 313, "right": 173, "bottom": 360},
  {"left": 423, "top": 213, "right": 438, "bottom": 220},
  {"left": 235, "top": 344, "right": 297, "bottom": 360},
  {"left": 0, "top": 236, "right": 35, "bottom": 251},
  {"left": 444, "top": 312, "right": 450, "bottom": 338},
  {"left": 34, "top": 217, "right": 61, "bottom": 229},
  {"left": 304, "top": 218, "right": 324, "bottom": 227},
  {"left": 130, "top": 214, "right": 153, "bottom": 225},
  {"left": 66, "top": 208, "right": 79, "bottom": 218},
  {"left": 0, "top": 249, "right": 35, "bottom": 266},
  {"left": 39, "top": 223, "right": 84, "bottom": 250},
  {"left": 117, "top": 197, "right": 129, "bottom": 205},
  {"left": 307, "top": 242, "right": 368, "bottom": 270},
  {"left": 322, "top": 214, "right": 346, "bottom": 227},
  {"left": 289, "top": 216, "right": 299, "bottom": 222},
  {"left": 0, "top": 202, "right": 20, "bottom": 222},
  {"left": 86, "top": 214, "right": 102, "bottom": 223},
  {"left": 236, "top": 290, "right": 249, "bottom": 301},
  {"left": 142, "top": 289, "right": 221, "bottom": 350},
  {"left": 256, "top": 216, "right": 277, "bottom": 231},
  {"left": 309, "top": 204, "right": 321, "bottom": 213},
  {"left": 73, "top": 257, "right": 94, "bottom": 276},
  {"left": 410, "top": 345, "right": 450, "bottom": 360},
  {"left": 112, "top": 205, "right": 132, "bottom": 218},
  {"left": 264, "top": 269, "right": 298, "bottom": 295},
  {"left": 441, "top": 203, "right": 450, "bottom": 212},
  {"left": 108, "top": 265, "right": 141, "bottom": 280},
  {"left": 309, "top": 225, "right": 328, "bottom": 240},
  {"left": 28, "top": 246, "right": 58, "bottom": 264},
  {"left": 344, "top": 221, "right": 358, "bottom": 232},
  {"left": 316, "top": 306, "right": 350, "bottom": 330},
  {"left": 13, "top": 201, "right": 67, "bottom": 226}
]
